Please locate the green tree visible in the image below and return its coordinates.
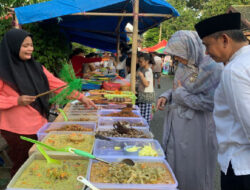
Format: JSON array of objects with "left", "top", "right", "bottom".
[
  {"left": 143, "top": 0, "right": 199, "bottom": 47},
  {"left": 186, "top": 0, "right": 209, "bottom": 10},
  {"left": 201, "top": 0, "right": 250, "bottom": 19},
  {"left": 0, "top": 0, "right": 75, "bottom": 75},
  {"left": 143, "top": 27, "right": 160, "bottom": 47},
  {"left": 72, "top": 42, "right": 96, "bottom": 56},
  {"left": 162, "top": 0, "right": 199, "bottom": 37},
  {"left": 0, "top": 15, "right": 12, "bottom": 40},
  {"left": 143, "top": 0, "right": 249, "bottom": 47},
  {"left": 0, "top": 0, "right": 49, "bottom": 17},
  {"left": 23, "top": 23, "right": 72, "bottom": 76}
]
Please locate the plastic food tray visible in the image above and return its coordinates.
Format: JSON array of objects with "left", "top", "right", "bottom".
[
  {"left": 65, "top": 115, "right": 98, "bottom": 123},
  {"left": 120, "top": 91, "right": 135, "bottom": 95},
  {"left": 35, "top": 131, "right": 95, "bottom": 155},
  {"left": 102, "top": 82, "right": 121, "bottom": 91},
  {"left": 66, "top": 110, "right": 98, "bottom": 117},
  {"left": 98, "top": 109, "right": 141, "bottom": 117},
  {"left": 6, "top": 152, "right": 90, "bottom": 190},
  {"left": 82, "top": 83, "right": 102, "bottom": 90},
  {"left": 98, "top": 117, "right": 149, "bottom": 129},
  {"left": 93, "top": 138, "right": 165, "bottom": 159},
  {"left": 37, "top": 122, "right": 96, "bottom": 141},
  {"left": 89, "top": 90, "right": 134, "bottom": 96},
  {"left": 68, "top": 104, "right": 100, "bottom": 112},
  {"left": 98, "top": 104, "right": 140, "bottom": 110},
  {"left": 96, "top": 127, "right": 153, "bottom": 139},
  {"left": 86, "top": 157, "right": 178, "bottom": 190},
  {"left": 83, "top": 79, "right": 103, "bottom": 85},
  {"left": 104, "top": 93, "right": 137, "bottom": 104},
  {"left": 67, "top": 110, "right": 98, "bottom": 114}
]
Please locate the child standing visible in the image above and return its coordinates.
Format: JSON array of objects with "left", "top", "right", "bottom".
[{"left": 136, "top": 53, "right": 155, "bottom": 124}]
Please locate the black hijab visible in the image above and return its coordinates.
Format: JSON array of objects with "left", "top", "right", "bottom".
[{"left": 0, "top": 28, "right": 50, "bottom": 119}]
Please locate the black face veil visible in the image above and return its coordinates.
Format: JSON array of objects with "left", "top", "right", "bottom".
[{"left": 0, "top": 28, "right": 50, "bottom": 119}]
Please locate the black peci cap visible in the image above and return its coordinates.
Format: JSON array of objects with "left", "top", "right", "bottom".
[{"left": 195, "top": 13, "right": 241, "bottom": 39}]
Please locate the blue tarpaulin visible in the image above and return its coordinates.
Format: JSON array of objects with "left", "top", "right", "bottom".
[{"left": 15, "top": 0, "right": 179, "bottom": 52}]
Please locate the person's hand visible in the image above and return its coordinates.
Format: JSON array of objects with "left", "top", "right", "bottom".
[
  {"left": 79, "top": 96, "right": 98, "bottom": 109},
  {"left": 137, "top": 71, "right": 143, "bottom": 78},
  {"left": 156, "top": 97, "right": 167, "bottom": 111},
  {"left": 173, "top": 81, "right": 177, "bottom": 90},
  {"left": 18, "top": 95, "right": 36, "bottom": 106},
  {"left": 177, "top": 80, "right": 182, "bottom": 88},
  {"left": 173, "top": 80, "right": 182, "bottom": 90}
]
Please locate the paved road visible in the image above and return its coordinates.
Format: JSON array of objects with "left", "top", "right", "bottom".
[
  {"left": 150, "top": 75, "right": 221, "bottom": 190},
  {"left": 150, "top": 74, "right": 173, "bottom": 142}
]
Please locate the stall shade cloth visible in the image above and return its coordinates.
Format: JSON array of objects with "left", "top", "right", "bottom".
[
  {"left": 141, "top": 40, "right": 167, "bottom": 53},
  {"left": 15, "top": 0, "right": 179, "bottom": 52}
]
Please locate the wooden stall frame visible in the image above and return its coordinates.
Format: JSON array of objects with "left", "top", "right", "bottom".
[{"left": 14, "top": 0, "right": 173, "bottom": 93}]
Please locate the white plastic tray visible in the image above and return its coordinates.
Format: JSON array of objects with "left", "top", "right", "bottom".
[
  {"left": 66, "top": 115, "right": 98, "bottom": 122},
  {"left": 93, "top": 138, "right": 165, "bottom": 159},
  {"left": 95, "top": 127, "right": 153, "bottom": 139},
  {"left": 66, "top": 110, "right": 98, "bottom": 116},
  {"left": 98, "top": 109, "right": 141, "bottom": 117},
  {"left": 86, "top": 157, "right": 178, "bottom": 190},
  {"left": 98, "top": 117, "right": 149, "bottom": 129},
  {"left": 39, "top": 131, "right": 95, "bottom": 154},
  {"left": 37, "top": 122, "right": 96, "bottom": 141},
  {"left": 6, "top": 152, "right": 90, "bottom": 190},
  {"left": 98, "top": 104, "right": 140, "bottom": 110}
]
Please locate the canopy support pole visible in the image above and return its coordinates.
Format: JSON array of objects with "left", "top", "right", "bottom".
[
  {"left": 116, "top": 33, "right": 120, "bottom": 66},
  {"left": 159, "top": 23, "right": 162, "bottom": 42},
  {"left": 14, "top": 14, "right": 20, "bottom": 29},
  {"left": 115, "top": 12, "right": 125, "bottom": 68},
  {"left": 73, "top": 12, "right": 171, "bottom": 17},
  {"left": 130, "top": 0, "right": 139, "bottom": 93}
]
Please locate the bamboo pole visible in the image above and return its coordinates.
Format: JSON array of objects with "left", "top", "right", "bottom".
[
  {"left": 116, "top": 33, "right": 120, "bottom": 67},
  {"left": 130, "top": 0, "right": 139, "bottom": 93},
  {"left": 14, "top": 14, "right": 20, "bottom": 29},
  {"left": 35, "top": 85, "right": 67, "bottom": 98},
  {"left": 73, "top": 12, "right": 171, "bottom": 18},
  {"left": 159, "top": 23, "right": 162, "bottom": 42},
  {"left": 115, "top": 14, "right": 124, "bottom": 68}
]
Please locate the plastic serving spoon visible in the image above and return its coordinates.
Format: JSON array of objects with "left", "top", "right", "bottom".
[
  {"left": 68, "top": 148, "right": 134, "bottom": 166},
  {"left": 20, "top": 136, "right": 111, "bottom": 165},
  {"left": 21, "top": 136, "right": 133, "bottom": 165},
  {"left": 36, "top": 145, "right": 61, "bottom": 164},
  {"left": 20, "top": 136, "right": 69, "bottom": 152},
  {"left": 69, "top": 148, "right": 134, "bottom": 166},
  {"left": 69, "top": 148, "right": 135, "bottom": 166},
  {"left": 121, "top": 159, "right": 135, "bottom": 166},
  {"left": 58, "top": 108, "right": 68, "bottom": 121},
  {"left": 68, "top": 148, "right": 111, "bottom": 164},
  {"left": 94, "top": 134, "right": 112, "bottom": 141},
  {"left": 77, "top": 176, "right": 100, "bottom": 190}
]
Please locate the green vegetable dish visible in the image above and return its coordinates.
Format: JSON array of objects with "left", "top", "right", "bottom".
[
  {"left": 91, "top": 162, "right": 175, "bottom": 184},
  {"left": 13, "top": 160, "right": 89, "bottom": 189}
]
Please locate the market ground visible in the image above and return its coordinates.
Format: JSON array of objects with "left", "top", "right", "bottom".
[{"left": 151, "top": 74, "right": 221, "bottom": 190}]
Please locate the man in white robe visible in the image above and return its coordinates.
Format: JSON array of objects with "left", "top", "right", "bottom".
[{"left": 195, "top": 13, "right": 250, "bottom": 190}]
